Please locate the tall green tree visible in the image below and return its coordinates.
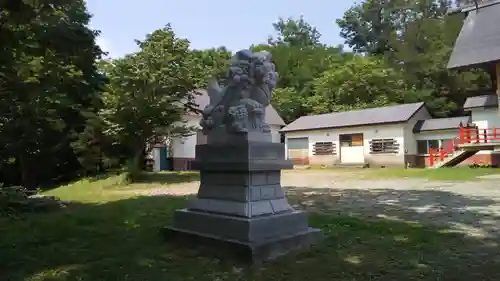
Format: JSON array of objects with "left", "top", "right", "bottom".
[
  {"left": 268, "top": 16, "right": 322, "bottom": 47},
  {"left": 252, "top": 17, "right": 352, "bottom": 123},
  {"left": 337, "top": 0, "right": 451, "bottom": 56},
  {"left": 188, "top": 47, "right": 232, "bottom": 88},
  {"left": 100, "top": 25, "right": 198, "bottom": 181},
  {"left": 308, "top": 56, "right": 422, "bottom": 113},
  {"left": 337, "top": 0, "right": 491, "bottom": 117},
  {"left": 0, "top": 0, "right": 105, "bottom": 188}
]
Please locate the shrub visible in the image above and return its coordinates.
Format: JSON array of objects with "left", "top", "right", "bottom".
[{"left": 0, "top": 184, "right": 66, "bottom": 216}]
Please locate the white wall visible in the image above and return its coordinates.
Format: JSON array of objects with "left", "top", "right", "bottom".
[
  {"left": 285, "top": 123, "right": 407, "bottom": 165},
  {"left": 470, "top": 107, "right": 500, "bottom": 154},
  {"left": 471, "top": 107, "right": 500, "bottom": 130},
  {"left": 403, "top": 107, "right": 432, "bottom": 155},
  {"left": 170, "top": 115, "right": 201, "bottom": 159}
]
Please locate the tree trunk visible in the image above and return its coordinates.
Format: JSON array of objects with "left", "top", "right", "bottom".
[
  {"left": 126, "top": 145, "right": 144, "bottom": 183},
  {"left": 19, "top": 152, "right": 36, "bottom": 190}
]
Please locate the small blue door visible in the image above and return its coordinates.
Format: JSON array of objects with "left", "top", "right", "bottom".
[{"left": 159, "top": 147, "right": 169, "bottom": 170}]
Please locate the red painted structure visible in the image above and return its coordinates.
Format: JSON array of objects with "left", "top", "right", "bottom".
[{"left": 428, "top": 126, "right": 500, "bottom": 167}]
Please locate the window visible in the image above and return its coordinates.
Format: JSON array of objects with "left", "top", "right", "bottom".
[
  {"left": 339, "top": 134, "right": 363, "bottom": 147},
  {"left": 416, "top": 139, "right": 446, "bottom": 155},
  {"left": 417, "top": 140, "right": 428, "bottom": 155},
  {"left": 369, "top": 139, "right": 399, "bottom": 154},
  {"left": 313, "top": 142, "right": 336, "bottom": 155},
  {"left": 428, "top": 140, "right": 439, "bottom": 149}
]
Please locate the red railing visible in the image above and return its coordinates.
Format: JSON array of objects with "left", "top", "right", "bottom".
[
  {"left": 428, "top": 138, "right": 459, "bottom": 167},
  {"left": 459, "top": 126, "right": 500, "bottom": 144}
]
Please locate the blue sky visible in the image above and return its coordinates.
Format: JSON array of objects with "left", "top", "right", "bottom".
[{"left": 85, "top": 0, "right": 357, "bottom": 58}]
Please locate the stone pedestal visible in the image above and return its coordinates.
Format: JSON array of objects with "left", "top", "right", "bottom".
[{"left": 163, "top": 135, "right": 322, "bottom": 263}]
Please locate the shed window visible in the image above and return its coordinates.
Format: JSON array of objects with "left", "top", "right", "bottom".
[
  {"left": 340, "top": 134, "right": 363, "bottom": 147},
  {"left": 416, "top": 139, "right": 443, "bottom": 155},
  {"left": 369, "top": 139, "right": 399, "bottom": 154},
  {"left": 428, "top": 140, "right": 439, "bottom": 150},
  {"left": 417, "top": 140, "right": 428, "bottom": 154},
  {"left": 313, "top": 142, "right": 336, "bottom": 155}
]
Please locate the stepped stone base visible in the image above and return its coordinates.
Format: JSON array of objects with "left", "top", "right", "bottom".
[
  {"left": 163, "top": 137, "right": 323, "bottom": 263},
  {"left": 163, "top": 225, "right": 322, "bottom": 264}
]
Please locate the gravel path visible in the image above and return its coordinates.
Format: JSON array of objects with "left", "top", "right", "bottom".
[{"left": 128, "top": 170, "right": 500, "bottom": 238}]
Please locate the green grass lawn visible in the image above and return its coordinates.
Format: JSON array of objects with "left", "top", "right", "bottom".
[{"left": 1, "top": 172, "right": 500, "bottom": 280}]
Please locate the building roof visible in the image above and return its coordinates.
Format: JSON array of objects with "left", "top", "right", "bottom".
[
  {"left": 413, "top": 116, "right": 471, "bottom": 133},
  {"left": 463, "top": 94, "right": 499, "bottom": 110},
  {"left": 447, "top": 1, "right": 500, "bottom": 69},
  {"left": 190, "top": 90, "right": 286, "bottom": 126},
  {"left": 281, "top": 102, "right": 425, "bottom": 132}
]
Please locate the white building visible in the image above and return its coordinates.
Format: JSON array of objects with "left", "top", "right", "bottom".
[
  {"left": 460, "top": 94, "right": 500, "bottom": 165},
  {"left": 282, "top": 102, "right": 476, "bottom": 168},
  {"left": 165, "top": 90, "right": 286, "bottom": 170}
]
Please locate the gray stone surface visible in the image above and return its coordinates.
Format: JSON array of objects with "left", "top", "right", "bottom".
[
  {"left": 198, "top": 50, "right": 278, "bottom": 136},
  {"left": 164, "top": 49, "right": 321, "bottom": 263},
  {"left": 171, "top": 209, "right": 309, "bottom": 242}
]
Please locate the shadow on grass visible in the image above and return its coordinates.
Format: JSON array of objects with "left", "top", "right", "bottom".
[{"left": 1, "top": 191, "right": 500, "bottom": 280}]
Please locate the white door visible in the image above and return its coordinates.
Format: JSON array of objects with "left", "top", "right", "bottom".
[
  {"left": 340, "top": 133, "right": 365, "bottom": 164},
  {"left": 287, "top": 137, "right": 309, "bottom": 164}
]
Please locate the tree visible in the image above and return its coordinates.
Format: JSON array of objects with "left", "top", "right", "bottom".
[
  {"left": 100, "top": 25, "right": 198, "bottom": 181},
  {"left": 268, "top": 16, "right": 322, "bottom": 47},
  {"left": 336, "top": 0, "right": 491, "bottom": 117},
  {"left": 337, "top": 0, "right": 451, "bottom": 56},
  {"left": 251, "top": 17, "right": 352, "bottom": 123},
  {"left": 188, "top": 47, "right": 232, "bottom": 88},
  {"left": 308, "top": 56, "right": 421, "bottom": 113},
  {"left": 0, "top": 0, "right": 105, "bottom": 188}
]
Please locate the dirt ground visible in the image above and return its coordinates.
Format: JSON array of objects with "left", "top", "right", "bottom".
[{"left": 130, "top": 170, "right": 500, "bottom": 239}]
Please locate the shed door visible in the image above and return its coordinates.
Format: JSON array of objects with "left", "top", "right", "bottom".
[
  {"left": 287, "top": 137, "right": 309, "bottom": 165},
  {"left": 340, "top": 133, "right": 365, "bottom": 164}
]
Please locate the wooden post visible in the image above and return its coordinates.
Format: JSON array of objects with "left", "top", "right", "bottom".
[
  {"left": 429, "top": 148, "right": 434, "bottom": 166},
  {"left": 459, "top": 126, "right": 464, "bottom": 144},
  {"left": 484, "top": 129, "right": 488, "bottom": 143},
  {"left": 439, "top": 148, "right": 445, "bottom": 161}
]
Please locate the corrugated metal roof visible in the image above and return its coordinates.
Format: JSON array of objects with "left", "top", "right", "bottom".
[
  {"left": 413, "top": 116, "right": 471, "bottom": 133},
  {"left": 447, "top": 2, "right": 500, "bottom": 69},
  {"left": 281, "top": 102, "right": 425, "bottom": 132},
  {"left": 463, "top": 94, "right": 498, "bottom": 109},
  {"left": 191, "top": 90, "right": 286, "bottom": 126}
]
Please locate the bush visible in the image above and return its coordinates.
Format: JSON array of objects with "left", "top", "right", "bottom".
[{"left": 0, "top": 184, "right": 66, "bottom": 216}]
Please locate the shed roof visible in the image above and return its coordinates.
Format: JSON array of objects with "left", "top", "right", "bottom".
[
  {"left": 447, "top": 1, "right": 500, "bottom": 69},
  {"left": 463, "top": 94, "right": 498, "bottom": 110},
  {"left": 190, "top": 90, "right": 286, "bottom": 126},
  {"left": 281, "top": 102, "right": 425, "bottom": 132},
  {"left": 413, "top": 116, "right": 471, "bottom": 133}
]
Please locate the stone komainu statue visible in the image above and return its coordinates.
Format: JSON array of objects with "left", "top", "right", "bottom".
[{"left": 199, "top": 49, "right": 278, "bottom": 134}]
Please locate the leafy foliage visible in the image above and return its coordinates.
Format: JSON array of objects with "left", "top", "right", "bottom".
[
  {"left": 252, "top": 17, "right": 352, "bottom": 123},
  {"left": 0, "top": 0, "right": 105, "bottom": 188},
  {"left": 99, "top": 25, "right": 198, "bottom": 181},
  {"left": 308, "top": 56, "right": 420, "bottom": 113},
  {"left": 337, "top": 0, "right": 492, "bottom": 117},
  {"left": 0, "top": 185, "right": 64, "bottom": 216}
]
